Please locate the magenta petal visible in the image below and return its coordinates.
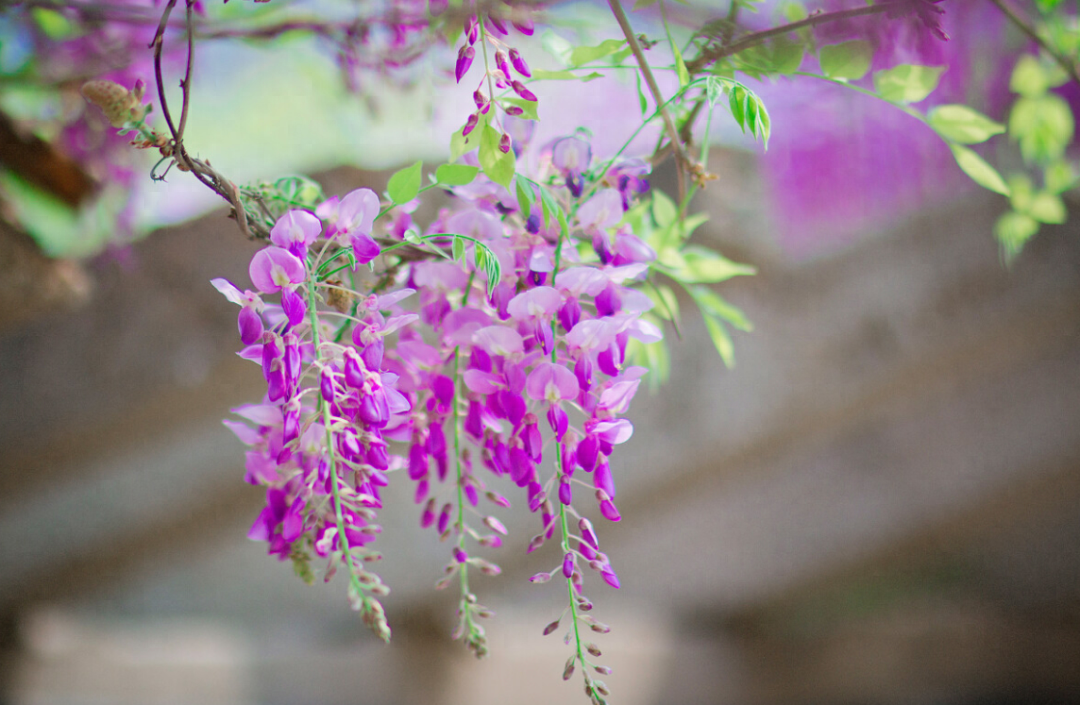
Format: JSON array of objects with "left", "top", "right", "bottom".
[
  {"left": 249, "top": 246, "right": 306, "bottom": 294},
  {"left": 595, "top": 461, "right": 615, "bottom": 498},
  {"left": 599, "top": 499, "right": 621, "bottom": 522},
  {"left": 351, "top": 232, "right": 382, "bottom": 265},
  {"left": 282, "top": 497, "right": 305, "bottom": 542},
  {"left": 248, "top": 506, "right": 276, "bottom": 541},
  {"left": 238, "top": 306, "right": 263, "bottom": 345},
  {"left": 526, "top": 362, "right": 579, "bottom": 402},
  {"left": 271, "top": 209, "right": 321, "bottom": 253},
  {"left": 281, "top": 288, "right": 307, "bottom": 328},
  {"left": 562, "top": 552, "right": 575, "bottom": 578},
  {"left": 601, "top": 570, "right": 621, "bottom": 589}
]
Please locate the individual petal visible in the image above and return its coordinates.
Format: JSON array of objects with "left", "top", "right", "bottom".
[
  {"left": 270, "top": 209, "right": 322, "bottom": 255},
  {"left": 526, "top": 362, "right": 579, "bottom": 402},
  {"left": 238, "top": 306, "right": 264, "bottom": 345},
  {"left": 552, "top": 136, "right": 591, "bottom": 177},
  {"left": 577, "top": 189, "right": 623, "bottom": 231},
  {"left": 211, "top": 278, "right": 247, "bottom": 305},
  {"left": 281, "top": 288, "right": 307, "bottom": 328},
  {"left": 565, "top": 318, "right": 618, "bottom": 352},
  {"left": 592, "top": 418, "right": 633, "bottom": 445},
  {"left": 599, "top": 379, "right": 640, "bottom": 414},
  {"left": 249, "top": 246, "right": 306, "bottom": 293},
  {"left": 507, "top": 286, "right": 562, "bottom": 321},
  {"left": 351, "top": 232, "right": 382, "bottom": 265},
  {"left": 338, "top": 188, "right": 380, "bottom": 237},
  {"left": 473, "top": 325, "right": 525, "bottom": 357},
  {"left": 463, "top": 369, "right": 504, "bottom": 394}
]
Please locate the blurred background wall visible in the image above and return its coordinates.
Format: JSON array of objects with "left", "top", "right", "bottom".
[{"left": 1, "top": 153, "right": 1079, "bottom": 705}]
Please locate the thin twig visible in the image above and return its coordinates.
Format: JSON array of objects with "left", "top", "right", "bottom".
[
  {"left": 176, "top": 0, "right": 194, "bottom": 144},
  {"left": 607, "top": 0, "right": 691, "bottom": 201},
  {"left": 685, "top": 2, "right": 900, "bottom": 73},
  {"left": 988, "top": 0, "right": 1080, "bottom": 87}
]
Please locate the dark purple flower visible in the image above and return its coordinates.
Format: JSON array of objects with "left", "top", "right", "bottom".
[{"left": 281, "top": 287, "right": 307, "bottom": 328}]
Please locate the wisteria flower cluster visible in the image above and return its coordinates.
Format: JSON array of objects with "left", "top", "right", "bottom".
[{"left": 214, "top": 119, "right": 669, "bottom": 698}]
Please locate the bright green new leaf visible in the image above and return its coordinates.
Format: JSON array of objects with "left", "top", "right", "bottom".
[
  {"left": 702, "top": 314, "right": 736, "bottom": 368},
  {"left": 541, "top": 30, "right": 573, "bottom": 65},
  {"left": 569, "top": 39, "right": 626, "bottom": 67},
  {"left": 693, "top": 286, "right": 753, "bottom": 331},
  {"left": 530, "top": 69, "right": 580, "bottom": 80},
  {"left": 674, "top": 247, "right": 756, "bottom": 284},
  {"left": 404, "top": 229, "right": 424, "bottom": 246},
  {"left": 927, "top": 104, "right": 1006, "bottom": 144},
  {"left": 387, "top": 161, "right": 422, "bottom": 203},
  {"left": 647, "top": 285, "right": 680, "bottom": 323},
  {"left": 770, "top": 36, "right": 805, "bottom": 75},
  {"left": 652, "top": 190, "right": 678, "bottom": 228},
  {"left": 435, "top": 164, "right": 479, "bottom": 186},
  {"left": 635, "top": 70, "right": 649, "bottom": 116},
  {"left": 516, "top": 180, "right": 534, "bottom": 219},
  {"left": 1007, "top": 173, "right": 1035, "bottom": 212},
  {"left": 1009, "top": 94, "right": 1075, "bottom": 164},
  {"left": 994, "top": 210, "right": 1040, "bottom": 259},
  {"left": 1044, "top": 160, "right": 1077, "bottom": 194},
  {"left": 31, "top": 8, "right": 73, "bottom": 38},
  {"left": 451, "top": 235, "right": 465, "bottom": 261},
  {"left": 949, "top": 144, "right": 1010, "bottom": 195},
  {"left": 1009, "top": 54, "right": 1067, "bottom": 97},
  {"left": 755, "top": 96, "right": 771, "bottom": 149},
  {"left": 501, "top": 97, "right": 539, "bottom": 120},
  {"left": 1028, "top": 192, "right": 1067, "bottom": 224},
  {"left": 673, "top": 43, "right": 690, "bottom": 87},
  {"left": 872, "top": 64, "right": 944, "bottom": 104},
  {"left": 819, "top": 40, "right": 872, "bottom": 80},
  {"left": 478, "top": 125, "right": 516, "bottom": 188}
]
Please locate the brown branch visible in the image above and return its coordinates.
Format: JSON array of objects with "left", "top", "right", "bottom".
[
  {"left": 607, "top": 0, "right": 691, "bottom": 201},
  {"left": 988, "top": 0, "right": 1080, "bottom": 87},
  {"left": 685, "top": 2, "right": 901, "bottom": 73}
]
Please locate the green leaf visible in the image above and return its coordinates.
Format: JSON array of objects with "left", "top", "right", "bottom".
[
  {"left": 1028, "top": 192, "right": 1067, "bottom": 224},
  {"left": 1008, "top": 173, "right": 1035, "bottom": 212},
  {"left": 530, "top": 69, "right": 580, "bottom": 80},
  {"left": 1009, "top": 94, "right": 1075, "bottom": 164},
  {"left": 31, "top": 8, "right": 73, "bottom": 38},
  {"left": 994, "top": 210, "right": 1040, "bottom": 259},
  {"left": 516, "top": 180, "right": 534, "bottom": 219},
  {"left": 872, "top": 64, "right": 944, "bottom": 104},
  {"left": 927, "top": 104, "right": 1006, "bottom": 144},
  {"left": 404, "top": 229, "right": 424, "bottom": 246},
  {"left": 501, "top": 97, "right": 539, "bottom": 120},
  {"left": 478, "top": 125, "right": 516, "bottom": 188},
  {"left": 693, "top": 286, "right": 753, "bottom": 331},
  {"left": 646, "top": 284, "right": 680, "bottom": 323},
  {"left": 1044, "top": 160, "right": 1077, "bottom": 194},
  {"left": 949, "top": 144, "right": 1010, "bottom": 196},
  {"left": 635, "top": 70, "right": 649, "bottom": 116},
  {"left": 452, "top": 235, "right": 465, "bottom": 261},
  {"left": 702, "top": 314, "right": 736, "bottom": 368},
  {"left": 387, "top": 161, "right": 422, "bottom": 203},
  {"left": 673, "top": 43, "right": 690, "bottom": 87},
  {"left": 569, "top": 39, "right": 626, "bottom": 67},
  {"left": 652, "top": 190, "right": 678, "bottom": 228},
  {"left": 541, "top": 30, "right": 573, "bottom": 65},
  {"left": 770, "top": 36, "right": 805, "bottom": 75},
  {"left": 1009, "top": 54, "right": 1067, "bottom": 97},
  {"left": 671, "top": 246, "right": 756, "bottom": 283},
  {"left": 729, "top": 85, "right": 747, "bottom": 131},
  {"left": 819, "top": 40, "right": 872, "bottom": 81},
  {"left": 754, "top": 96, "right": 771, "bottom": 149},
  {"left": 435, "top": 164, "right": 480, "bottom": 186}
]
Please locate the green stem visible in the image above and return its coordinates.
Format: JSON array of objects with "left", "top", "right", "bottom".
[{"left": 451, "top": 345, "right": 474, "bottom": 635}]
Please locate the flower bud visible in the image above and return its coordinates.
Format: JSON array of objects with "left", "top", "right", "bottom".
[
  {"left": 562, "top": 552, "right": 575, "bottom": 578},
  {"left": 483, "top": 515, "right": 508, "bottom": 535},
  {"left": 543, "top": 619, "right": 561, "bottom": 635},
  {"left": 498, "top": 132, "right": 512, "bottom": 154},
  {"left": 487, "top": 13, "right": 508, "bottom": 35},
  {"left": 464, "top": 15, "right": 478, "bottom": 44},
  {"left": 599, "top": 499, "right": 621, "bottom": 522},
  {"left": 455, "top": 45, "right": 475, "bottom": 83},
  {"left": 562, "top": 655, "right": 576, "bottom": 680},
  {"left": 586, "top": 643, "right": 602, "bottom": 657},
  {"left": 511, "top": 80, "right": 538, "bottom": 102},
  {"left": 495, "top": 50, "right": 512, "bottom": 79},
  {"left": 486, "top": 490, "right": 511, "bottom": 508},
  {"left": 509, "top": 48, "right": 531, "bottom": 77},
  {"left": 462, "top": 112, "right": 480, "bottom": 137},
  {"left": 529, "top": 572, "right": 551, "bottom": 583}
]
